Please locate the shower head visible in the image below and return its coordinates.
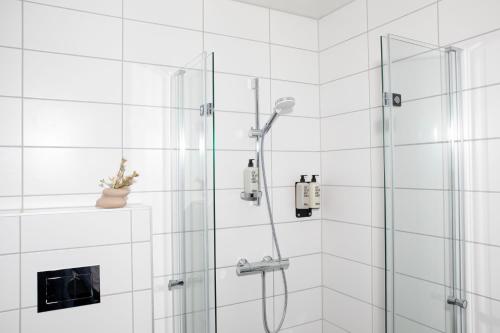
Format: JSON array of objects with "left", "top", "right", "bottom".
[
  {"left": 274, "top": 97, "right": 295, "bottom": 114},
  {"left": 261, "top": 97, "right": 295, "bottom": 135}
]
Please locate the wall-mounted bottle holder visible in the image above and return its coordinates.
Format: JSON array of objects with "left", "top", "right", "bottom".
[{"left": 295, "top": 202, "right": 312, "bottom": 218}]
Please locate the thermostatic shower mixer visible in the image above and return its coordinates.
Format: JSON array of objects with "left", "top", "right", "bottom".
[{"left": 236, "top": 256, "right": 290, "bottom": 276}]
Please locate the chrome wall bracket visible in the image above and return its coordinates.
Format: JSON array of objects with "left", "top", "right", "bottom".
[
  {"left": 447, "top": 296, "right": 468, "bottom": 309},
  {"left": 236, "top": 256, "right": 290, "bottom": 276},
  {"left": 168, "top": 279, "right": 185, "bottom": 290},
  {"left": 200, "top": 103, "right": 213, "bottom": 116},
  {"left": 383, "top": 92, "right": 402, "bottom": 107}
]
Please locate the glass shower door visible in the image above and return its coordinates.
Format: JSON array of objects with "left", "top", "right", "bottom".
[
  {"left": 382, "top": 35, "right": 466, "bottom": 333},
  {"left": 168, "top": 52, "right": 215, "bottom": 333}
]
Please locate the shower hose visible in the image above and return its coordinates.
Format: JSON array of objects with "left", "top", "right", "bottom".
[{"left": 260, "top": 135, "right": 288, "bottom": 333}]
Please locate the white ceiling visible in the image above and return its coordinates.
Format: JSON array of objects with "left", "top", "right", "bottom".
[{"left": 232, "top": 0, "right": 354, "bottom": 19}]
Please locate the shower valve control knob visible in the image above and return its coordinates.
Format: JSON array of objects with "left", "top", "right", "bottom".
[{"left": 238, "top": 258, "right": 249, "bottom": 266}]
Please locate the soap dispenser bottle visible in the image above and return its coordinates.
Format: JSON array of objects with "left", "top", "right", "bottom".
[
  {"left": 309, "top": 175, "right": 320, "bottom": 209},
  {"left": 295, "top": 175, "right": 310, "bottom": 209},
  {"left": 244, "top": 159, "right": 258, "bottom": 194}
]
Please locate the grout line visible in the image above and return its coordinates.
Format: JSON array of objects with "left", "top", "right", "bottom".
[
  {"left": 19, "top": 0, "right": 24, "bottom": 330},
  {"left": 317, "top": 0, "right": 356, "bottom": 20},
  {"left": 282, "top": 318, "right": 323, "bottom": 331},
  {"left": 323, "top": 251, "right": 374, "bottom": 269},
  {"left": 205, "top": 30, "right": 318, "bottom": 54},
  {"left": 363, "top": 0, "right": 376, "bottom": 329},
  {"left": 18, "top": 215, "right": 22, "bottom": 333},
  {"left": 323, "top": 318, "right": 349, "bottom": 333},
  {"left": 318, "top": 1, "right": 440, "bottom": 53},
  {"left": 120, "top": 0, "right": 124, "bottom": 161},
  {"left": 215, "top": 286, "right": 323, "bottom": 311},
  {"left": 3, "top": 65, "right": 500, "bottom": 109},
  {"left": 16, "top": 289, "right": 152, "bottom": 312},
  {"left": 128, "top": 210, "right": 135, "bottom": 333},
  {"left": 323, "top": 285, "right": 374, "bottom": 307},
  {"left": 1, "top": 45, "right": 320, "bottom": 87},
  {"left": 4, "top": 239, "right": 149, "bottom": 256},
  {"left": 394, "top": 313, "right": 445, "bottom": 333},
  {"left": 316, "top": 12, "right": 324, "bottom": 331},
  {"left": 23, "top": 0, "right": 122, "bottom": 20}
]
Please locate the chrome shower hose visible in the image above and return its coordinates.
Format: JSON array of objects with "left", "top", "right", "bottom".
[{"left": 260, "top": 135, "right": 288, "bottom": 333}]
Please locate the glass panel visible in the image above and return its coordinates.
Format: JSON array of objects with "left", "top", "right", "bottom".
[
  {"left": 382, "top": 35, "right": 465, "bottom": 333},
  {"left": 169, "top": 52, "right": 215, "bottom": 333}
]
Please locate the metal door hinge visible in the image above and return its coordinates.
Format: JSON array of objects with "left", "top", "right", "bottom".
[
  {"left": 447, "top": 296, "right": 468, "bottom": 309},
  {"left": 200, "top": 103, "right": 213, "bottom": 116},
  {"left": 383, "top": 92, "right": 402, "bottom": 107},
  {"left": 168, "top": 279, "right": 184, "bottom": 290}
]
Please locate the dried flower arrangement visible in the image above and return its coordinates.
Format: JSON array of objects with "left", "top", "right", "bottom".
[
  {"left": 99, "top": 158, "right": 139, "bottom": 189},
  {"left": 96, "top": 158, "right": 139, "bottom": 209}
]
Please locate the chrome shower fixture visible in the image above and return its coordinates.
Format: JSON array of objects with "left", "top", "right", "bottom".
[
  {"left": 238, "top": 78, "right": 295, "bottom": 333},
  {"left": 249, "top": 96, "right": 296, "bottom": 138}
]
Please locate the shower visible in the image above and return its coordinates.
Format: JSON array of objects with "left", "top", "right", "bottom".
[{"left": 237, "top": 94, "right": 296, "bottom": 333}]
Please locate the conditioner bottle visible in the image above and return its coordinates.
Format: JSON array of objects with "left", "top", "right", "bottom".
[{"left": 309, "top": 175, "right": 320, "bottom": 209}]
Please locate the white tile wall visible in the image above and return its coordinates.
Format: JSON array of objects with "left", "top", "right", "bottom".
[
  {"left": 123, "top": 20, "right": 202, "bottom": 67},
  {"left": 270, "top": 11, "right": 318, "bottom": 51},
  {"left": 3, "top": 0, "right": 499, "bottom": 331},
  {"left": 4, "top": 0, "right": 321, "bottom": 332},
  {"left": 24, "top": 51, "right": 122, "bottom": 103},
  {"left": 0, "top": 47, "right": 22, "bottom": 96},
  {"left": 0, "top": 0, "right": 21, "bottom": 48},
  {"left": 31, "top": 0, "right": 122, "bottom": 17},
  {"left": 124, "top": 0, "right": 203, "bottom": 30},
  {"left": 24, "top": 99, "right": 122, "bottom": 147},
  {"left": 24, "top": 3, "right": 122, "bottom": 59},
  {"left": 319, "top": 0, "right": 500, "bottom": 331},
  {"left": 0, "top": 207, "right": 151, "bottom": 333}
]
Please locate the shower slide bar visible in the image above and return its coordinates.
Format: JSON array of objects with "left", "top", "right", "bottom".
[{"left": 236, "top": 256, "right": 290, "bottom": 276}]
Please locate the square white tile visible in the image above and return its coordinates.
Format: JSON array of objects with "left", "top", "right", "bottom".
[
  {"left": 0, "top": 254, "right": 19, "bottom": 311},
  {"left": 124, "top": 20, "right": 202, "bottom": 67},
  {"left": 0, "top": 0, "right": 21, "bottom": 47},
  {"left": 271, "top": 45, "right": 319, "bottom": 84},
  {"left": 24, "top": 3, "right": 122, "bottom": 59},
  {"left": 319, "top": 0, "right": 367, "bottom": 50},
  {"left": 24, "top": 99, "right": 122, "bottom": 148},
  {"left": 124, "top": 0, "right": 202, "bottom": 30},
  {"left": 0, "top": 47, "right": 21, "bottom": 96},
  {"left": 0, "top": 97, "right": 21, "bottom": 146},
  {"left": 21, "top": 210, "right": 131, "bottom": 252},
  {"left": 270, "top": 10, "right": 318, "bottom": 51},
  {"left": 24, "top": 51, "right": 121, "bottom": 103},
  {"left": 204, "top": 0, "right": 269, "bottom": 42}
]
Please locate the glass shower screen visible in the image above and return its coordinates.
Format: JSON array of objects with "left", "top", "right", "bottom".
[
  {"left": 381, "top": 35, "right": 466, "bottom": 333},
  {"left": 168, "top": 52, "right": 215, "bottom": 333}
]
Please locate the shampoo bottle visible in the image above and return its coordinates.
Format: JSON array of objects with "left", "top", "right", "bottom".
[
  {"left": 244, "top": 159, "right": 258, "bottom": 194},
  {"left": 309, "top": 175, "right": 320, "bottom": 209},
  {"left": 295, "top": 175, "right": 310, "bottom": 209}
]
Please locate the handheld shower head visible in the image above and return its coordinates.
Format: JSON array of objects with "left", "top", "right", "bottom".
[
  {"left": 261, "top": 97, "right": 295, "bottom": 135},
  {"left": 274, "top": 97, "right": 295, "bottom": 114}
]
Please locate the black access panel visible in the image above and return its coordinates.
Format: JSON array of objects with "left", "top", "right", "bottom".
[{"left": 37, "top": 265, "right": 100, "bottom": 313}]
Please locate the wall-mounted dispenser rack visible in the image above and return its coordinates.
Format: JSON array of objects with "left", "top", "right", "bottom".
[
  {"left": 240, "top": 78, "right": 262, "bottom": 206},
  {"left": 295, "top": 175, "right": 320, "bottom": 218}
]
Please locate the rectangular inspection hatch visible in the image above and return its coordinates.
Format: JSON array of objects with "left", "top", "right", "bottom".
[{"left": 37, "top": 265, "right": 100, "bottom": 313}]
